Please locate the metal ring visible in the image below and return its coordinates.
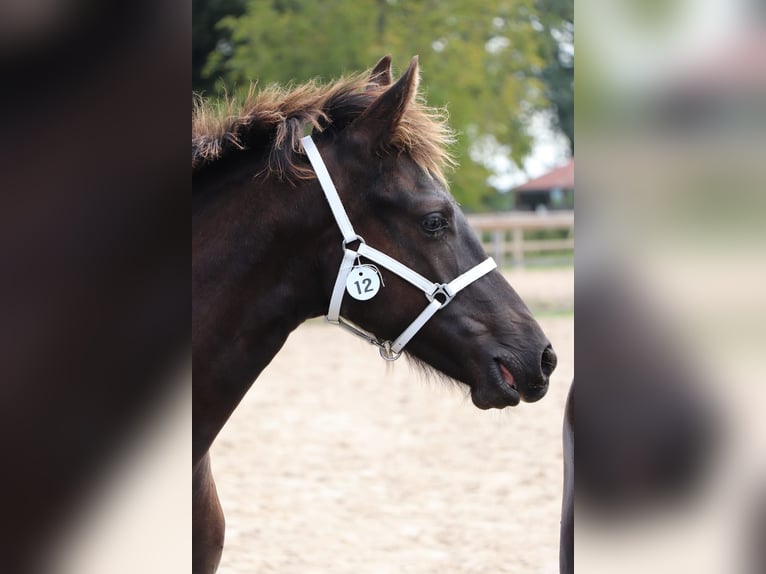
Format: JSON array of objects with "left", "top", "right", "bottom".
[
  {"left": 342, "top": 234, "right": 365, "bottom": 250},
  {"left": 379, "top": 341, "right": 402, "bottom": 361}
]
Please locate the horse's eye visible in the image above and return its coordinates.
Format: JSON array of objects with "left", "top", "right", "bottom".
[{"left": 421, "top": 213, "right": 448, "bottom": 234}]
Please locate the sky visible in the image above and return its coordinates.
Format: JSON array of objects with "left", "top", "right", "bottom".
[{"left": 472, "top": 109, "right": 571, "bottom": 192}]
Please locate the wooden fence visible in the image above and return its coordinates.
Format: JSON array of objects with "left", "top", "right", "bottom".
[{"left": 466, "top": 210, "right": 574, "bottom": 267}]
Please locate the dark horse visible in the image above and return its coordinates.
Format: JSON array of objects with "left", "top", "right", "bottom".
[
  {"left": 559, "top": 272, "right": 719, "bottom": 574},
  {"left": 192, "top": 56, "right": 557, "bottom": 573}
]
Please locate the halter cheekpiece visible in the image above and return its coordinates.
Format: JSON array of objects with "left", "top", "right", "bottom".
[{"left": 301, "top": 135, "right": 497, "bottom": 361}]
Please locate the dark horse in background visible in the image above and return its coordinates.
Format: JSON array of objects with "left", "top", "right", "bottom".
[
  {"left": 559, "top": 271, "right": 719, "bottom": 574},
  {"left": 192, "top": 56, "right": 557, "bottom": 573}
]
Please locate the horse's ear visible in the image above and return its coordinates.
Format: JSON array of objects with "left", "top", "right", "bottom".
[
  {"left": 353, "top": 55, "right": 419, "bottom": 145},
  {"left": 368, "top": 55, "right": 393, "bottom": 87}
]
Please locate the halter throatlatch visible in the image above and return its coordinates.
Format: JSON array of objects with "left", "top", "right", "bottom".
[{"left": 302, "top": 135, "right": 497, "bottom": 361}]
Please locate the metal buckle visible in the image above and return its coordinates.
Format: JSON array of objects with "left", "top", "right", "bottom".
[
  {"left": 426, "top": 283, "right": 454, "bottom": 308},
  {"left": 342, "top": 234, "right": 365, "bottom": 251}
]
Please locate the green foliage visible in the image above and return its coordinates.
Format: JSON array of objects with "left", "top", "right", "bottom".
[
  {"left": 192, "top": 0, "right": 247, "bottom": 94},
  {"left": 194, "top": 0, "right": 573, "bottom": 211}
]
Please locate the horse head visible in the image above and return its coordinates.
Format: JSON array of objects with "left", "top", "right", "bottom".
[{"left": 308, "top": 56, "right": 556, "bottom": 409}]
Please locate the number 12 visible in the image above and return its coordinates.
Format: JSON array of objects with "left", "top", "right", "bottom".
[{"left": 354, "top": 278, "right": 373, "bottom": 294}]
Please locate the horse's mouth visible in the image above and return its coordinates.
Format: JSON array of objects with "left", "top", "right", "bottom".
[
  {"left": 498, "top": 361, "right": 517, "bottom": 392},
  {"left": 469, "top": 356, "right": 550, "bottom": 409},
  {"left": 470, "top": 358, "right": 522, "bottom": 409}
]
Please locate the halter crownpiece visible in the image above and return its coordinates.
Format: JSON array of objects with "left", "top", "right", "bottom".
[{"left": 301, "top": 135, "right": 497, "bottom": 361}]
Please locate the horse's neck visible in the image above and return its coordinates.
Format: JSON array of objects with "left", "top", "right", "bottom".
[{"left": 193, "top": 170, "right": 332, "bottom": 459}]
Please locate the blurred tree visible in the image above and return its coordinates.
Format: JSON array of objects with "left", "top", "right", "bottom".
[
  {"left": 535, "top": 0, "right": 574, "bottom": 153},
  {"left": 196, "top": 0, "right": 572, "bottom": 211},
  {"left": 192, "top": 0, "right": 246, "bottom": 94}
]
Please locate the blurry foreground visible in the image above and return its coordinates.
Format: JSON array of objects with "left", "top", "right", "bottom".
[
  {"left": 0, "top": 1, "right": 189, "bottom": 572},
  {"left": 576, "top": 0, "right": 766, "bottom": 572}
]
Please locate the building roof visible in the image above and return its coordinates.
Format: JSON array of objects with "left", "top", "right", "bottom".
[{"left": 514, "top": 158, "right": 574, "bottom": 192}]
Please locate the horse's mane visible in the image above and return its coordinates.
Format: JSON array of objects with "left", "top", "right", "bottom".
[{"left": 192, "top": 68, "right": 455, "bottom": 184}]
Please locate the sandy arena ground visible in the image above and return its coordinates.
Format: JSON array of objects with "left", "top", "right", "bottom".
[{"left": 212, "top": 268, "right": 574, "bottom": 574}]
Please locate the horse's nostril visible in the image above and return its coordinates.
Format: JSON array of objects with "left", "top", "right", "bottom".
[{"left": 541, "top": 345, "right": 557, "bottom": 378}]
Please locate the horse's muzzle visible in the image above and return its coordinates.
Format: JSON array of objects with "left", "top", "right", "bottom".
[
  {"left": 520, "top": 343, "right": 557, "bottom": 402},
  {"left": 473, "top": 343, "right": 556, "bottom": 409}
]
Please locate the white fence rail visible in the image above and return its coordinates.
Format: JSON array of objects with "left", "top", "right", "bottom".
[{"left": 466, "top": 210, "right": 574, "bottom": 267}]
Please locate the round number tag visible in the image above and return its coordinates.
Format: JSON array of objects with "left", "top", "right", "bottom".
[{"left": 346, "top": 265, "right": 381, "bottom": 301}]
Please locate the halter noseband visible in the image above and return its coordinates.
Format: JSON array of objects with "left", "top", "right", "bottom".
[{"left": 302, "top": 135, "right": 497, "bottom": 361}]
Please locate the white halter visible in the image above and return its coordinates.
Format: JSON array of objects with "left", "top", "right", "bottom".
[{"left": 302, "top": 135, "right": 497, "bottom": 361}]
